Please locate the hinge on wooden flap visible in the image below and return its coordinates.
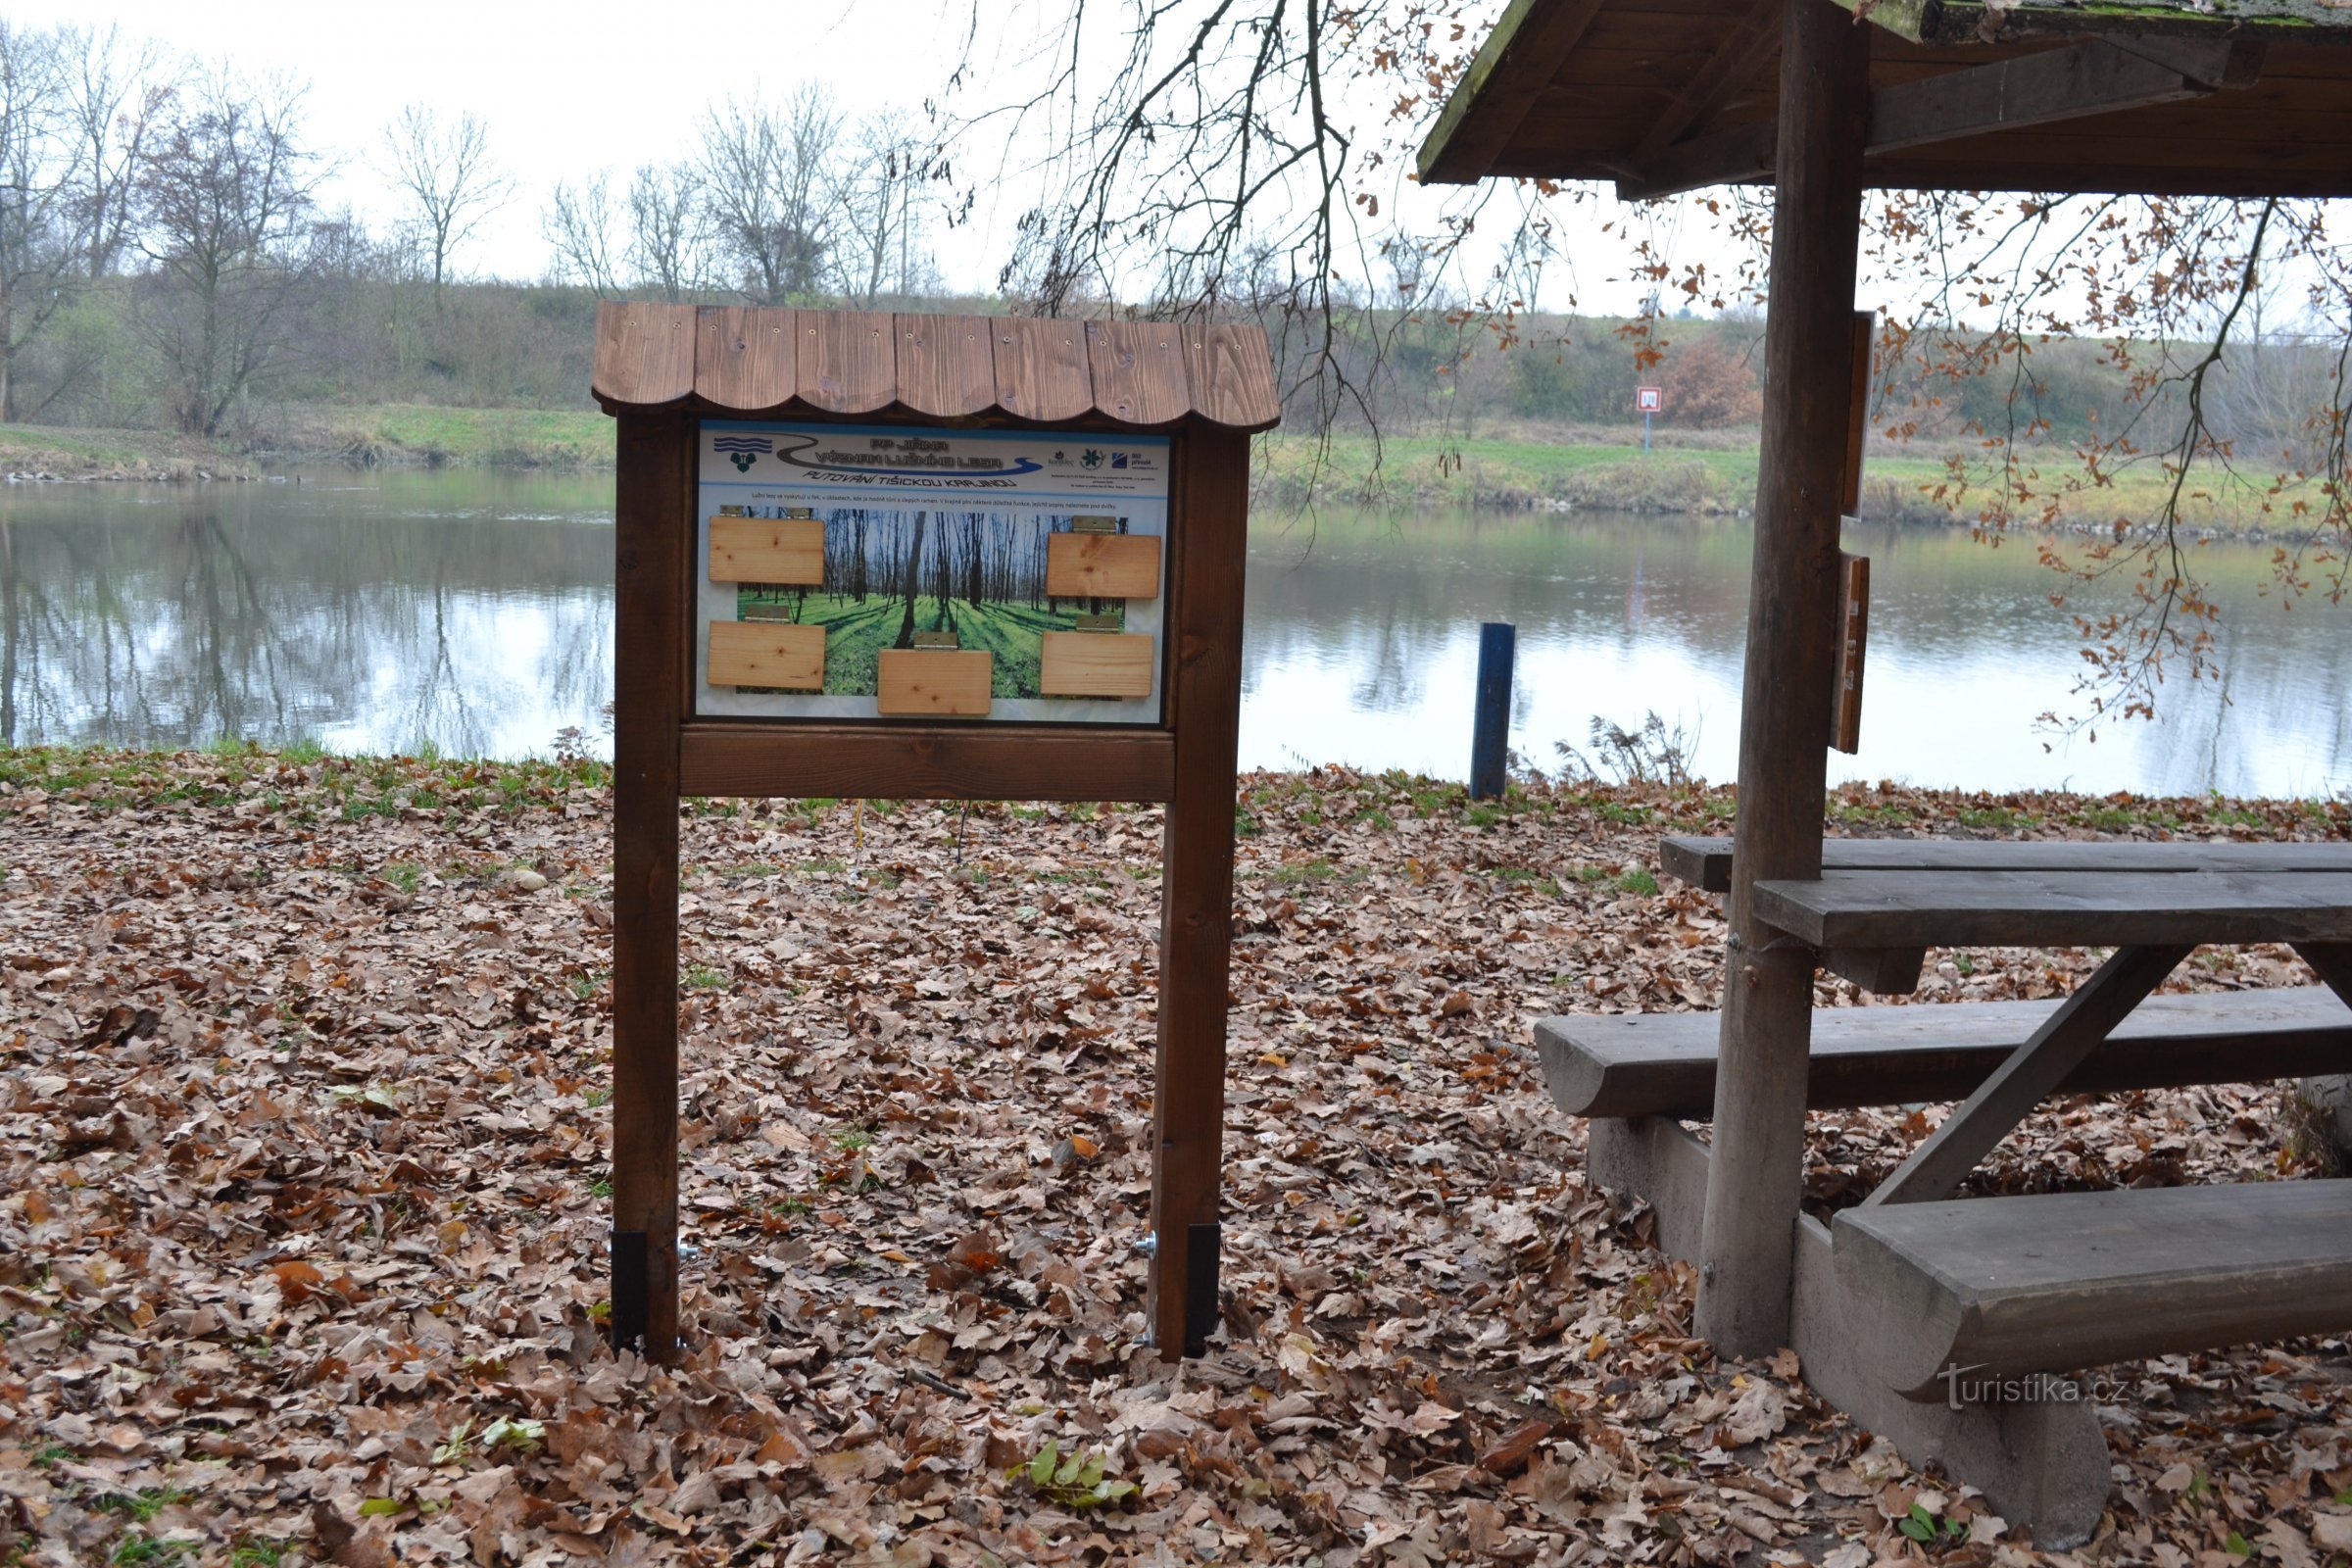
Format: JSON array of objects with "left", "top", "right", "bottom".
[
  {"left": 1069, "top": 514, "right": 1117, "bottom": 534},
  {"left": 1072, "top": 612, "right": 1121, "bottom": 633},
  {"left": 910, "top": 630, "right": 959, "bottom": 649}
]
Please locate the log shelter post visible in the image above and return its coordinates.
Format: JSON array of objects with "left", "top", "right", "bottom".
[{"left": 1694, "top": 0, "right": 1871, "bottom": 1355}]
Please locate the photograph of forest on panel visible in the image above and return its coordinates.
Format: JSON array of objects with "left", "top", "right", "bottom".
[{"left": 735, "top": 507, "right": 1136, "bottom": 698}]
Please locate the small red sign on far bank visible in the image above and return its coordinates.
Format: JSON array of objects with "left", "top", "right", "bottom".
[{"left": 1636, "top": 386, "right": 1663, "bottom": 414}]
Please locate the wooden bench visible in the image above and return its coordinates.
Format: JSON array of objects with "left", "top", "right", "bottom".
[
  {"left": 1537, "top": 986, "right": 2352, "bottom": 1120},
  {"left": 1833, "top": 1180, "right": 2352, "bottom": 1400}
]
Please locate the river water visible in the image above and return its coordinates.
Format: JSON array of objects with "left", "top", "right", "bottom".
[{"left": 3, "top": 468, "right": 2346, "bottom": 797}]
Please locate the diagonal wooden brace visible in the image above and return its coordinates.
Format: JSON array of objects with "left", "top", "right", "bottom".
[
  {"left": 2293, "top": 942, "right": 2352, "bottom": 1010},
  {"left": 1865, "top": 943, "right": 2193, "bottom": 1205}
]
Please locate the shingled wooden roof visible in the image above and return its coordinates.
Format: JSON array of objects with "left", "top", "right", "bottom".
[
  {"left": 591, "top": 303, "right": 1282, "bottom": 432},
  {"left": 1417, "top": 0, "right": 2352, "bottom": 199}
]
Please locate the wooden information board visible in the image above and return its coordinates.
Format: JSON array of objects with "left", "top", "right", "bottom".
[{"left": 592, "top": 304, "right": 1280, "bottom": 1361}]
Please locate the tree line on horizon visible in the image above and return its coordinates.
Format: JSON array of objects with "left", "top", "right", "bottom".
[{"left": 0, "top": 17, "right": 2339, "bottom": 480}]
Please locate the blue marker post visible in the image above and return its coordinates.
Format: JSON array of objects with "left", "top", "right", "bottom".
[
  {"left": 1643, "top": 408, "right": 1652, "bottom": 453},
  {"left": 1469, "top": 622, "right": 1515, "bottom": 801}
]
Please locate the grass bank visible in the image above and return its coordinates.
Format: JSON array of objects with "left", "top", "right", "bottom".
[
  {"left": 0, "top": 422, "right": 261, "bottom": 481},
  {"left": 0, "top": 408, "right": 2327, "bottom": 537},
  {"left": 1255, "top": 428, "right": 2317, "bottom": 535}
]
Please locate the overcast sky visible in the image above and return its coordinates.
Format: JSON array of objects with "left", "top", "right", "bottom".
[
  {"left": 15, "top": 0, "right": 1676, "bottom": 312},
  {"left": 9, "top": 2, "right": 959, "bottom": 281}
]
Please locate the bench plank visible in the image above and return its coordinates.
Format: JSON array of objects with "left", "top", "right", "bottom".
[
  {"left": 1534, "top": 987, "right": 2352, "bottom": 1119},
  {"left": 1753, "top": 869, "right": 2352, "bottom": 950},
  {"left": 1834, "top": 1180, "right": 2352, "bottom": 1398},
  {"left": 1662, "top": 834, "right": 2352, "bottom": 895}
]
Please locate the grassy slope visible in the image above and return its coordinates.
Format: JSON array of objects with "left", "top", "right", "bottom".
[
  {"left": 1258, "top": 430, "right": 2304, "bottom": 529},
  {"left": 0, "top": 408, "right": 2312, "bottom": 532}
]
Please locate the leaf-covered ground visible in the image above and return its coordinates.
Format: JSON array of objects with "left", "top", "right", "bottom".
[{"left": 2, "top": 749, "right": 2349, "bottom": 1568}]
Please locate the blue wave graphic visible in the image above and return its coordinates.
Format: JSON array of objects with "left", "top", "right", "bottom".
[{"left": 711, "top": 437, "right": 772, "bottom": 453}]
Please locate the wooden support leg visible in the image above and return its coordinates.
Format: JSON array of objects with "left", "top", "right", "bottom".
[
  {"left": 1790, "top": 1218, "right": 2111, "bottom": 1549},
  {"left": 1149, "top": 432, "right": 1249, "bottom": 1357},
  {"left": 1693, "top": 0, "right": 1871, "bottom": 1357},
  {"left": 1589, "top": 1117, "right": 1713, "bottom": 1266},
  {"left": 612, "top": 412, "right": 688, "bottom": 1359},
  {"left": 1866, "top": 944, "right": 2190, "bottom": 1206},
  {"left": 2291, "top": 943, "right": 2352, "bottom": 1162},
  {"left": 1604, "top": 1123, "right": 2111, "bottom": 1547}
]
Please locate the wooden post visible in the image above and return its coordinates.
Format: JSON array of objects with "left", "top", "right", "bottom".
[
  {"left": 1150, "top": 430, "right": 1248, "bottom": 1355},
  {"left": 1694, "top": 0, "right": 1871, "bottom": 1356},
  {"left": 1469, "top": 622, "right": 1516, "bottom": 801},
  {"left": 611, "top": 412, "right": 688, "bottom": 1359}
]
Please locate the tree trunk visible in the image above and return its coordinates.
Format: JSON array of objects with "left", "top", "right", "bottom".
[{"left": 892, "top": 512, "right": 927, "bottom": 648}]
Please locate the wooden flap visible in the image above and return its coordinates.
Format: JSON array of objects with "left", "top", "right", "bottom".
[
  {"left": 1040, "top": 631, "right": 1155, "bottom": 698},
  {"left": 709, "top": 516, "right": 825, "bottom": 585},
  {"left": 797, "top": 310, "right": 896, "bottom": 414},
  {"left": 708, "top": 621, "right": 825, "bottom": 690},
  {"left": 696, "top": 306, "right": 798, "bottom": 413},
  {"left": 991, "top": 317, "right": 1094, "bottom": 422},
  {"left": 876, "top": 649, "right": 993, "bottom": 716},
  {"left": 1087, "top": 319, "right": 1190, "bottom": 426},
  {"left": 593, "top": 300, "right": 696, "bottom": 407},
  {"left": 896, "top": 313, "right": 998, "bottom": 417},
  {"left": 1047, "top": 532, "right": 1161, "bottom": 600}
]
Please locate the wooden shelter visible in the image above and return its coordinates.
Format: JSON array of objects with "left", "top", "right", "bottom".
[
  {"left": 1421, "top": 0, "right": 2352, "bottom": 1544},
  {"left": 590, "top": 304, "right": 1278, "bottom": 1362}
]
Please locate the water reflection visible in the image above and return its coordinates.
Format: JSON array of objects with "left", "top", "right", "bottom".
[
  {"left": 1236, "top": 511, "right": 2352, "bottom": 799},
  {"left": 0, "top": 473, "right": 613, "bottom": 758},
  {"left": 2, "top": 472, "right": 2347, "bottom": 798}
]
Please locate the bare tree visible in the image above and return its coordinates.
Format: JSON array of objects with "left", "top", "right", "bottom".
[
  {"left": 381, "top": 105, "right": 511, "bottom": 318},
  {"left": 67, "top": 24, "right": 168, "bottom": 280},
  {"left": 829, "top": 114, "right": 936, "bottom": 308},
  {"left": 697, "top": 86, "right": 839, "bottom": 304},
  {"left": 134, "top": 68, "right": 321, "bottom": 435},
  {"left": 542, "top": 171, "right": 621, "bottom": 298},
  {"left": 624, "top": 162, "right": 710, "bottom": 303},
  {"left": 0, "top": 22, "right": 83, "bottom": 419}
]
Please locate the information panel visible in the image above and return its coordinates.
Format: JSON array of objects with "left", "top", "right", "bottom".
[{"left": 694, "top": 420, "right": 1170, "bottom": 723}]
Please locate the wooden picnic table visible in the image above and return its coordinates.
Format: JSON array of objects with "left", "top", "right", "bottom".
[
  {"left": 1537, "top": 833, "right": 2352, "bottom": 1544},
  {"left": 1743, "top": 844, "right": 2352, "bottom": 1204}
]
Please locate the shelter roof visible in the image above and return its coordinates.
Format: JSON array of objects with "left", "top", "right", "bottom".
[
  {"left": 1416, "top": 0, "right": 2352, "bottom": 199},
  {"left": 591, "top": 303, "right": 1282, "bottom": 432}
]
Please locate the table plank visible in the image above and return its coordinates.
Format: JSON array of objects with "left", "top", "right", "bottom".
[
  {"left": 1753, "top": 869, "right": 2352, "bottom": 950},
  {"left": 1662, "top": 834, "right": 2352, "bottom": 894}
]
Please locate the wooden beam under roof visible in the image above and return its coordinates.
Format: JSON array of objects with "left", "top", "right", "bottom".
[
  {"left": 1831, "top": 0, "right": 2350, "bottom": 45},
  {"left": 1413, "top": 0, "right": 1612, "bottom": 184},
  {"left": 1616, "top": 35, "right": 2254, "bottom": 199},
  {"left": 1624, "top": 0, "right": 1786, "bottom": 173},
  {"left": 1869, "top": 37, "right": 2227, "bottom": 151}
]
